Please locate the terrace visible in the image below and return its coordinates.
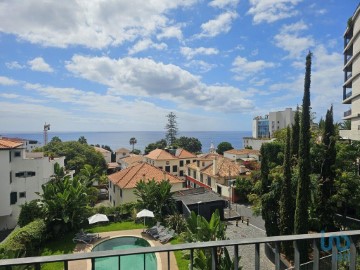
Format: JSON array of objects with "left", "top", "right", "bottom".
[{"left": 0, "top": 230, "right": 359, "bottom": 270}]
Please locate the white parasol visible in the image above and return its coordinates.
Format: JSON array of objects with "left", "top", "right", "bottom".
[
  {"left": 88, "top": 213, "right": 109, "bottom": 224},
  {"left": 136, "top": 209, "right": 154, "bottom": 230}
]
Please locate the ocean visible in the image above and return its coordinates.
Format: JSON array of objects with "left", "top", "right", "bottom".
[{"left": 1, "top": 131, "right": 251, "bottom": 153}]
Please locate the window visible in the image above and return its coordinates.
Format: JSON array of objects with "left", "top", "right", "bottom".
[
  {"left": 110, "top": 195, "right": 112, "bottom": 202},
  {"left": 113, "top": 201, "right": 115, "bottom": 206},
  {"left": 200, "top": 173, "right": 203, "bottom": 183},
  {"left": 187, "top": 168, "right": 190, "bottom": 175},
  {"left": 172, "top": 165, "right": 177, "bottom": 173},
  {"left": 15, "top": 172, "right": 25, "bottom": 177},
  {"left": 15, "top": 171, "right": 35, "bottom": 177},
  {"left": 202, "top": 162, "right": 205, "bottom": 166},
  {"left": 166, "top": 161, "right": 170, "bottom": 165},
  {"left": 186, "top": 160, "right": 190, "bottom": 164},
  {"left": 14, "top": 151, "right": 21, "bottom": 157},
  {"left": 207, "top": 176, "right": 211, "bottom": 186},
  {"left": 120, "top": 189, "right": 122, "bottom": 197},
  {"left": 113, "top": 185, "right": 115, "bottom": 193},
  {"left": 27, "top": 171, "right": 35, "bottom": 177},
  {"left": 9, "top": 152, "right": 11, "bottom": 162},
  {"left": 193, "top": 171, "right": 196, "bottom": 178},
  {"left": 9, "top": 171, "right": 12, "bottom": 184},
  {"left": 19, "top": 192, "right": 26, "bottom": 198},
  {"left": 180, "top": 160, "right": 184, "bottom": 167},
  {"left": 10, "top": 192, "right": 17, "bottom": 205},
  {"left": 165, "top": 166, "right": 170, "bottom": 172},
  {"left": 179, "top": 170, "right": 184, "bottom": 177}
]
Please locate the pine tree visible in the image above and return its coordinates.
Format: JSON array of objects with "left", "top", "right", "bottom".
[
  {"left": 291, "top": 106, "right": 300, "bottom": 160},
  {"left": 280, "top": 126, "right": 294, "bottom": 256},
  {"left": 165, "top": 112, "right": 178, "bottom": 146},
  {"left": 317, "top": 105, "right": 336, "bottom": 231},
  {"left": 294, "top": 51, "right": 312, "bottom": 262}
]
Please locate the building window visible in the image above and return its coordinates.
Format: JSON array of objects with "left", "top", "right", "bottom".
[
  {"left": 186, "top": 160, "right": 190, "bottom": 164},
  {"left": 193, "top": 171, "right": 196, "bottom": 179},
  {"left": 113, "top": 185, "right": 115, "bottom": 193},
  {"left": 9, "top": 171, "right": 12, "bottom": 184},
  {"left": 110, "top": 195, "right": 112, "bottom": 202},
  {"left": 180, "top": 160, "right": 184, "bottom": 167},
  {"left": 172, "top": 165, "right": 178, "bottom": 173},
  {"left": 15, "top": 171, "right": 35, "bottom": 178},
  {"left": 179, "top": 170, "right": 184, "bottom": 177},
  {"left": 120, "top": 189, "right": 122, "bottom": 198},
  {"left": 187, "top": 168, "right": 190, "bottom": 175},
  {"left": 113, "top": 201, "right": 115, "bottom": 206},
  {"left": 19, "top": 192, "right": 26, "bottom": 198},
  {"left": 9, "top": 152, "right": 11, "bottom": 162},
  {"left": 165, "top": 166, "right": 170, "bottom": 172},
  {"left": 166, "top": 161, "right": 170, "bottom": 165},
  {"left": 200, "top": 173, "right": 203, "bottom": 183},
  {"left": 207, "top": 176, "right": 211, "bottom": 186},
  {"left": 14, "top": 151, "right": 21, "bottom": 157},
  {"left": 10, "top": 192, "right": 17, "bottom": 205}
]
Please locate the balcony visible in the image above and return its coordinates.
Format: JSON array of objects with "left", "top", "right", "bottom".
[
  {"left": 344, "top": 109, "right": 352, "bottom": 117},
  {"left": 0, "top": 230, "right": 359, "bottom": 270},
  {"left": 345, "top": 91, "right": 352, "bottom": 99}
]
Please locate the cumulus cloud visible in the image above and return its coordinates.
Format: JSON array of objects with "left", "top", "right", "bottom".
[
  {"left": 157, "top": 25, "right": 183, "bottom": 40},
  {"left": 274, "top": 21, "right": 315, "bottom": 59},
  {"left": 180, "top": 46, "right": 219, "bottom": 60},
  {"left": 0, "top": 76, "right": 18, "bottom": 85},
  {"left": 248, "top": 0, "right": 302, "bottom": 24},
  {"left": 28, "top": 57, "right": 54, "bottom": 72},
  {"left": 128, "top": 39, "right": 167, "bottom": 55},
  {"left": 199, "top": 11, "right": 238, "bottom": 38},
  {"left": 184, "top": 60, "right": 217, "bottom": 73},
  {"left": 5, "top": 61, "right": 25, "bottom": 69},
  {"left": 65, "top": 55, "right": 254, "bottom": 112},
  {"left": 231, "top": 56, "right": 276, "bottom": 80},
  {"left": 0, "top": 0, "right": 196, "bottom": 49},
  {"left": 209, "top": 0, "right": 240, "bottom": 9}
]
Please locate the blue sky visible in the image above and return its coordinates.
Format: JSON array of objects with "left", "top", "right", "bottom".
[{"left": 0, "top": 0, "right": 358, "bottom": 132}]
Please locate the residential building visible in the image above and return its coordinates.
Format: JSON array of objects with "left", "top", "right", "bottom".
[
  {"left": 115, "top": 147, "right": 131, "bottom": 162},
  {"left": 1, "top": 136, "right": 41, "bottom": 152},
  {"left": 144, "top": 148, "right": 197, "bottom": 179},
  {"left": 341, "top": 4, "right": 360, "bottom": 140},
  {"left": 224, "top": 149, "right": 261, "bottom": 161},
  {"left": 185, "top": 154, "right": 248, "bottom": 201},
  {"left": 0, "top": 137, "right": 65, "bottom": 229},
  {"left": 252, "top": 115, "right": 269, "bottom": 138},
  {"left": 94, "top": 146, "right": 112, "bottom": 163},
  {"left": 108, "top": 162, "right": 184, "bottom": 206},
  {"left": 269, "top": 108, "right": 295, "bottom": 137},
  {"left": 242, "top": 137, "right": 275, "bottom": 150},
  {"left": 117, "top": 154, "right": 143, "bottom": 169}
]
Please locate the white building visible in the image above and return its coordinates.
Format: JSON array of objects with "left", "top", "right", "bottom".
[
  {"left": 340, "top": 4, "right": 360, "bottom": 140},
  {"left": 269, "top": 108, "right": 295, "bottom": 137},
  {"left": 242, "top": 137, "right": 275, "bottom": 151},
  {"left": 1, "top": 137, "right": 42, "bottom": 152},
  {"left": 224, "top": 149, "right": 261, "bottom": 161},
  {"left": 0, "top": 137, "right": 65, "bottom": 229},
  {"left": 94, "top": 146, "right": 112, "bottom": 163}
]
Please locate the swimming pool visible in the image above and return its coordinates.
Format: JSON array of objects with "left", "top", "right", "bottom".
[{"left": 92, "top": 236, "right": 157, "bottom": 270}]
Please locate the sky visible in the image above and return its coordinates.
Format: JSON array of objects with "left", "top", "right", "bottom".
[{"left": 0, "top": 0, "right": 358, "bottom": 132}]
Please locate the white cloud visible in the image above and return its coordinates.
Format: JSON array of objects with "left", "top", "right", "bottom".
[
  {"left": 209, "top": 0, "right": 240, "bottom": 9},
  {"left": 27, "top": 57, "right": 54, "bottom": 72},
  {"left": 5, "top": 61, "right": 25, "bottom": 69},
  {"left": 248, "top": 0, "right": 302, "bottom": 24},
  {"left": 0, "top": 76, "right": 18, "bottom": 85},
  {"left": 184, "top": 60, "right": 217, "bottom": 73},
  {"left": 0, "top": 93, "right": 20, "bottom": 99},
  {"left": 274, "top": 21, "right": 315, "bottom": 59},
  {"left": 157, "top": 25, "right": 183, "bottom": 40},
  {"left": 180, "top": 46, "right": 219, "bottom": 59},
  {"left": 231, "top": 56, "right": 275, "bottom": 80},
  {"left": 128, "top": 39, "right": 167, "bottom": 55},
  {"left": 65, "top": 55, "right": 254, "bottom": 112},
  {"left": 0, "top": 0, "right": 196, "bottom": 49},
  {"left": 199, "top": 11, "right": 238, "bottom": 38}
]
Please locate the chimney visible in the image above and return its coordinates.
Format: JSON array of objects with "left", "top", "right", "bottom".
[
  {"left": 163, "top": 171, "right": 167, "bottom": 181},
  {"left": 212, "top": 157, "right": 218, "bottom": 175}
]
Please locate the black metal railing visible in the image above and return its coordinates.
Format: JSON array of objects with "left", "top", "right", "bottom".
[{"left": 344, "top": 109, "right": 352, "bottom": 117}]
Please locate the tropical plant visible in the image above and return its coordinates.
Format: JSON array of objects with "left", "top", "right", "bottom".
[
  {"left": 78, "top": 136, "right": 87, "bottom": 144},
  {"left": 165, "top": 112, "right": 178, "bottom": 146},
  {"left": 165, "top": 213, "right": 187, "bottom": 233},
  {"left": 18, "top": 200, "right": 44, "bottom": 227},
  {"left": 144, "top": 139, "right": 167, "bottom": 154},
  {"left": 216, "top": 141, "right": 234, "bottom": 155},
  {"left": 174, "top": 136, "right": 202, "bottom": 153},
  {"left": 234, "top": 177, "right": 253, "bottom": 203},
  {"left": 129, "top": 137, "right": 137, "bottom": 152}
]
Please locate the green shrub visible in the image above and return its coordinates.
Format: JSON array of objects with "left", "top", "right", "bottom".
[
  {"left": 18, "top": 200, "right": 43, "bottom": 227},
  {"left": 0, "top": 219, "right": 46, "bottom": 257}
]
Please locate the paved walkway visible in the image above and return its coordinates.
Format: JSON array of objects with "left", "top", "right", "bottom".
[{"left": 69, "top": 229, "right": 178, "bottom": 270}]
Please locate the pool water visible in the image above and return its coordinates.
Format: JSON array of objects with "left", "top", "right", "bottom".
[{"left": 92, "top": 236, "right": 157, "bottom": 270}]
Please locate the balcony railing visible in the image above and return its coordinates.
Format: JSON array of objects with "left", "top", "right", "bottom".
[
  {"left": 346, "top": 72, "right": 353, "bottom": 81},
  {"left": 344, "top": 109, "right": 352, "bottom": 117},
  {"left": 345, "top": 91, "right": 352, "bottom": 100},
  {"left": 0, "top": 230, "right": 359, "bottom": 270}
]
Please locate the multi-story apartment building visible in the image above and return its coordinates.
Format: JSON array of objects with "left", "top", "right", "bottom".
[
  {"left": 252, "top": 115, "right": 269, "bottom": 138},
  {"left": 1, "top": 136, "right": 41, "bottom": 152},
  {"left": 0, "top": 137, "right": 65, "bottom": 229},
  {"left": 341, "top": 4, "right": 360, "bottom": 140},
  {"left": 144, "top": 148, "right": 197, "bottom": 179},
  {"left": 269, "top": 108, "right": 294, "bottom": 137}
]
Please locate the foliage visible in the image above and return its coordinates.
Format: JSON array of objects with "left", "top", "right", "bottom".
[
  {"left": 294, "top": 51, "right": 312, "bottom": 261},
  {"left": 338, "top": 119, "right": 351, "bottom": 130},
  {"left": 170, "top": 238, "right": 189, "bottom": 270},
  {"left": 144, "top": 139, "right": 167, "bottom": 154},
  {"left": 165, "top": 213, "right": 187, "bottom": 233},
  {"left": 291, "top": 106, "right": 300, "bottom": 161},
  {"left": 262, "top": 142, "right": 284, "bottom": 168},
  {"left": 279, "top": 127, "right": 294, "bottom": 256},
  {"left": 165, "top": 112, "right": 178, "bottom": 146},
  {"left": 129, "top": 137, "right": 137, "bottom": 152},
  {"left": 38, "top": 140, "right": 107, "bottom": 175},
  {"left": 18, "top": 200, "right": 43, "bottom": 227},
  {"left": 76, "top": 164, "right": 104, "bottom": 187},
  {"left": 132, "top": 148, "right": 141, "bottom": 155},
  {"left": 78, "top": 136, "right": 87, "bottom": 144},
  {"left": 174, "top": 136, "right": 202, "bottom": 153},
  {"left": 0, "top": 219, "right": 46, "bottom": 257},
  {"left": 216, "top": 141, "right": 234, "bottom": 155},
  {"left": 134, "top": 179, "right": 175, "bottom": 218},
  {"left": 37, "top": 175, "right": 89, "bottom": 232},
  {"left": 272, "top": 128, "right": 287, "bottom": 144},
  {"left": 234, "top": 177, "right": 253, "bottom": 203}
]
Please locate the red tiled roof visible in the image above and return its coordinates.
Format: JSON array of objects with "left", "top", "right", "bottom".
[
  {"left": 224, "top": 149, "right": 260, "bottom": 155},
  {"left": 0, "top": 138, "right": 23, "bottom": 149},
  {"left": 175, "top": 148, "right": 197, "bottom": 159},
  {"left": 145, "top": 149, "right": 177, "bottom": 160},
  {"left": 108, "top": 162, "right": 184, "bottom": 189},
  {"left": 94, "top": 146, "right": 111, "bottom": 153}
]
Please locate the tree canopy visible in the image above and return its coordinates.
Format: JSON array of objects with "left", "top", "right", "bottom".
[
  {"left": 165, "top": 112, "right": 178, "bottom": 146},
  {"left": 174, "top": 136, "right": 202, "bottom": 153},
  {"left": 216, "top": 142, "right": 234, "bottom": 155},
  {"left": 144, "top": 139, "right": 167, "bottom": 154}
]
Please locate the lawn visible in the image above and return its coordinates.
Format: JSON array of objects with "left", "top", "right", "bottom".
[
  {"left": 170, "top": 238, "right": 189, "bottom": 270},
  {"left": 39, "top": 221, "right": 145, "bottom": 270}
]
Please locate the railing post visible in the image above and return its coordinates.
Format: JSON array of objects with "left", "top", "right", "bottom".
[
  {"left": 91, "top": 258, "right": 95, "bottom": 270},
  {"left": 312, "top": 239, "right": 319, "bottom": 270},
  {"left": 64, "top": 260, "right": 69, "bottom": 270},
  {"left": 167, "top": 251, "right": 170, "bottom": 270},
  {"left": 294, "top": 240, "right": 300, "bottom": 270},
  {"left": 34, "top": 263, "right": 40, "bottom": 270},
  {"left": 255, "top": 243, "right": 260, "bottom": 270},
  {"left": 275, "top": 242, "right": 280, "bottom": 270},
  {"left": 233, "top": 244, "right": 239, "bottom": 270},
  {"left": 118, "top": 255, "right": 121, "bottom": 270},
  {"left": 143, "top": 253, "right": 146, "bottom": 270},
  {"left": 211, "top": 247, "right": 216, "bottom": 270},
  {"left": 331, "top": 237, "right": 338, "bottom": 270},
  {"left": 190, "top": 249, "right": 194, "bottom": 270},
  {"left": 350, "top": 236, "right": 357, "bottom": 270}
]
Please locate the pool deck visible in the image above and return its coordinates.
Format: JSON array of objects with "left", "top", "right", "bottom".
[{"left": 69, "top": 229, "right": 178, "bottom": 270}]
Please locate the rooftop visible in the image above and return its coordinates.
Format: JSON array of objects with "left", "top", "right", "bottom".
[
  {"left": 0, "top": 138, "right": 23, "bottom": 149},
  {"left": 145, "top": 148, "right": 177, "bottom": 160},
  {"left": 120, "top": 154, "right": 143, "bottom": 165},
  {"left": 173, "top": 187, "right": 225, "bottom": 205},
  {"left": 224, "top": 149, "right": 260, "bottom": 156},
  {"left": 94, "top": 146, "right": 111, "bottom": 153},
  {"left": 174, "top": 148, "right": 197, "bottom": 159}
]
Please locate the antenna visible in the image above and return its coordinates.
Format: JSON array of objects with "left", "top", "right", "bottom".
[{"left": 44, "top": 122, "right": 50, "bottom": 145}]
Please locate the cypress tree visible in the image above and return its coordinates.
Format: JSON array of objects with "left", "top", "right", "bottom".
[
  {"left": 165, "top": 112, "right": 178, "bottom": 146},
  {"left": 291, "top": 106, "right": 300, "bottom": 160},
  {"left": 294, "top": 51, "right": 312, "bottom": 261},
  {"left": 280, "top": 126, "right": 294, "bottom": 256},
  {"left": 317, "top": 105, "right": 336, "bottom": 231}
]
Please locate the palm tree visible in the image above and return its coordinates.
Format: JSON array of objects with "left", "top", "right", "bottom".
[{"left": 129, "top": 137, "right": 137, "bottom": 153}]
